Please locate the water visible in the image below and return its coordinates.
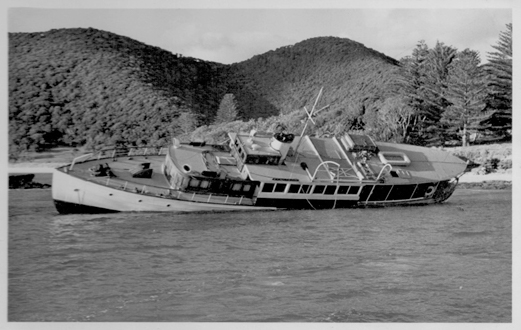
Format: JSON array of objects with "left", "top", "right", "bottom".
[{"left": 8, "top": 189, "right": 512, "bottom": 322}]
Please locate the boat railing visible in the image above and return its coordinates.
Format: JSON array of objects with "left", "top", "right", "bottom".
[
  {"left": 89, "top": 175, "right": 254, "bottom": 206},
  {"left": 69, "top": 146, "right": 168, "bottom": 170}
]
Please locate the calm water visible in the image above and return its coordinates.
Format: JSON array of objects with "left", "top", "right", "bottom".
[{"left": 8, "top": 188, "right": 512, "bottom": 322}]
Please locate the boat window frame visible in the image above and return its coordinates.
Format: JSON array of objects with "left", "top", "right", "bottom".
[
  {"left": 274, "top": 183, "right": 287, "bottom": 193},
  {"left": 324, "top": 185, "right": 337, "bottom": 195},
  {"left": 262, "top": 182, "right": 275, "bottom": 193}
]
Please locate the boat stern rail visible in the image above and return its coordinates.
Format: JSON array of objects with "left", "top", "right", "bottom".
[{"left": 69, "top": 146, "right": 167, "bottom": 170}]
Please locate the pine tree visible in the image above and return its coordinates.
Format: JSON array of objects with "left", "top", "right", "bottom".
[
  {"left": 483, "top": 23, "right": 512, "bottom": 139},
  {"left": 441, "top": 49, "right": 488, "bottom": 146},
  {"left": 397, "top": 41, "right": 457, "bottom": 145},
  {"left": 214, "top": 93, "right": 238, "bottom": 124},
  {"left": 421, "top": 41, "right": 457, "bottom": 145}
]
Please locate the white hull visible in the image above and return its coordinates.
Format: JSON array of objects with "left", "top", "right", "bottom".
[{"left": 52, "top": 169, "right": 276, "bottom": 213}]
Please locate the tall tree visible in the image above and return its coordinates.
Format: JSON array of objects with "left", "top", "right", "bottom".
[
  {"left": 396, "top": 41, "right": 457, "bottom": 145},
  {"left": 421, "top": 41, "right": 457, "bottom": 145},
  {"left": 396, "top": 41, "right": 430, "bottom": 144},
  {"left": 483, "top": 23, "right": 512, "bottom": 139},
  {"left": 214, "top": 93, "right": 238, "bottom": 124},
  {"left": 441, "top": 49, "right": 488, "bottom": 146}
]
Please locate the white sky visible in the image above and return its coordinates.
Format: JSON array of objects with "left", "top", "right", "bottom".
[{"left": 5, "top": 0, "right": 513, "bottom": 64}]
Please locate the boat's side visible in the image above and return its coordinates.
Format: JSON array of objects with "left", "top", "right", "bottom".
[{"left": 52, "top": 168, "right": 276, "bottom": 213}]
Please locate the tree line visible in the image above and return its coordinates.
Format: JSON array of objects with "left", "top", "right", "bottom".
[
  {"left": 8, "top": 25, "right": 511, "bottom": 160},
  {"left": 383, "top": 23, "right": 512, "bottom": 146},
  {"left": 206, "top": 24, "right": 512, "bottom": 148}
]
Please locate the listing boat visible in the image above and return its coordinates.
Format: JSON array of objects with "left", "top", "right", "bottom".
[
  {"left": 52, "top": 129, "right": 467, "bottom": 214},
  {"left": 52, "top": 88, "right": 467, "bottom": 214}
]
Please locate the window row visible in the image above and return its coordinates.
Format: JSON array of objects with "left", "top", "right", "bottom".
[{"left": 261, "top": 182, "right": 360, "bottom": 195}]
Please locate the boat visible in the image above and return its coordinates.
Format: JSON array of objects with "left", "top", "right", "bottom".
[
  {"left": 52, "top": 91, "right": 467, "bottom": 214},
  {"left": 52, "top": 129, "right": 468, "bottom": 214}
]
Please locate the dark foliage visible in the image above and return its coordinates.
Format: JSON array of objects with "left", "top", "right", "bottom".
[
  {"left": 8, "top": 28, "right": 277, "bottom": 154},
  {"left": 482, "top": 23, "right": 512, "bottom": 138},
  {"left": 232, "top": 37, "right": 400, "bottom": 129}
]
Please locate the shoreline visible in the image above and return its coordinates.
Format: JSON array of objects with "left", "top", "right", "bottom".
[{"left": 8, "top": 163, "right": 513, "bottom": 183}]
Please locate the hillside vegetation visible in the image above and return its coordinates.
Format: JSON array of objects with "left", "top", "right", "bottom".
[
  {"left": 8, "top": 28, "right": 277, "bottom": 155},
  {"left": 9, "top": 25, "right": 511, "bottom": 159},
  {"left": 9, "top": 28, "right": 400, "bottom": 158},
  {"left": 233, "top": 37, "right": 399, "bottom": 116}
]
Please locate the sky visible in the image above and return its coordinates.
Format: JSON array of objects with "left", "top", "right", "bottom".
[{"left": 4, "top": 0, "right": 514, "bottom": 64}]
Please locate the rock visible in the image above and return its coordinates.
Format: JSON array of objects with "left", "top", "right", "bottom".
[{"left": 8, "top": 173, "right": 51, "bottom": 189}]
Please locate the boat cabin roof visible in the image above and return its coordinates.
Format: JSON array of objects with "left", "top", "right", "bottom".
[{"left": 169, "top": 132, "right": 466, "bottom": 184}]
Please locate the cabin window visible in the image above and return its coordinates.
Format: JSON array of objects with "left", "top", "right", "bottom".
[
  {"left": 313, "top": 185, "right": 325, "bottom": 194},
  {"left": 262, "top": 183, "right": 275, "bottom": 193},
  {"left": 299, "top": 185, "right": 311, "bottom": 194},
  {"left": 337, "top": 186, "right": 350, "bottom": 194},
  {"left": 243, "top": 184, "right": 252, "bottom": 192},
  {"left": 324, "top": 185, "right": 337, "bottom": 195},
  {"left": 189, "top": 179, "right": 200, "bottom": 188},
  {"left": 200, "top": 180, "right": 210, "bottom": 189},
  {"left": 274, "top": 183, "right": 287, "bottom": 193},
  {"left": 232, "top": 183, "right": 242, "bottom": 191},
  {"left": 288, "top": 184, "right": 301, "bottom": 193},
  {"left": 348, "top": 186, "right": 360, "bottom": 194}
]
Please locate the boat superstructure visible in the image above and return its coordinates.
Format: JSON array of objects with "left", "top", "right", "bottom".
[{"left": 52, "top": 130, "right": 467, "bottom": 214}]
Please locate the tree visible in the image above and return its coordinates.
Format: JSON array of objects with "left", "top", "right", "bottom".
[
  {"left": 420, "top": 41, "right": 458, "bottom": 145},
  {"left": 177, "top": 111, "right": 199, "bottom": 135},
  {"left": 441, "top": 49, "right": 488, "bottom": 146},
  {"left": 214, "top": 93, "right": 238, "bottom": 124},
  {"left": 396, "top": 41, "right": 435, "bottom": 144},
  {"left": 483, "top": 23, "right": 512, "bottom": 139}
]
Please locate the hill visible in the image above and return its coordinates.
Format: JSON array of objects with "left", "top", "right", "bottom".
[
  {"left": 9, "top": 28, "right": 400, "bottom": 157},
  {"left": 232, "top": 36, "right": 399, "bottom": 115}
]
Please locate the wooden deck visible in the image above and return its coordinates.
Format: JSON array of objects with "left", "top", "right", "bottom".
[
  {"left": 62, "top": 153, "right": 256, "bottom": 206},
  {"left": 68, "top": 155, "right": 171, "bottom": 193}
]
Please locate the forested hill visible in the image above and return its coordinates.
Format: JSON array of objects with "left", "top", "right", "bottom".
[
  {"left": 8, "top": 28, "right": 278, "bottom": 153},
  {"left": 9, "top": 28, "right": 400, "bottom": 155},
  {"left": 232, "top": 37, "right": 399, "bottom": 115}
]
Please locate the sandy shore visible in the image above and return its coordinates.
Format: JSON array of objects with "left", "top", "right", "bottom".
[
  {"left": 8, "top": 163, "right": 67, "bottom": 174},
  {"left": 8, "top": 162, "right": 513, "bottom": 183}
]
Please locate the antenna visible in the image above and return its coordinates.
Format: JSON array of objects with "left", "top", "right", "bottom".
[
  {"left": 293, "top": 88, "right": 330, "bottom": 156},
  {"left": 300, "top": 87, "right": 329, "bottom": 137}
]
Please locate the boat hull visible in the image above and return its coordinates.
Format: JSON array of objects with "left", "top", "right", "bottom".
[
  {"left": 51, "top": 168, "right": 276, "bottom": 214},
  {"left": 52, "top": 166, "right": 459, "bottom": 214}
]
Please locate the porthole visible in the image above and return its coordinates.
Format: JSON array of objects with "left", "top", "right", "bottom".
[{"left": 183, "top": 164, "right": 191, "bottom": 173}]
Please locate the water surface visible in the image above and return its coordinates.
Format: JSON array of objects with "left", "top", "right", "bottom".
[{"left": 8, "top": 189, "right": 512, "bottom": 322}]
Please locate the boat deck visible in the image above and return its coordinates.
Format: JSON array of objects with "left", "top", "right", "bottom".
[
  {"left": 60, "top": 152, "right": 257, "bottom": 206},
  {"left": 65, "top": 155, "right": 172, "bottom": 194}
]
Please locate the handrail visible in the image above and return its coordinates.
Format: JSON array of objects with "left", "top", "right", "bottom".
[
  {"left": 90, "top": 175, "right": 254, "bottom": 206},
  {"left": 69, "top": 146, "right": 168, "bottom": 170},
  {"left": 63, "top": 160, "right": 254, "bottom": 206}
]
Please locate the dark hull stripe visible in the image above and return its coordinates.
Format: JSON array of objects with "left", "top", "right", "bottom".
[
  {"left": 255, "top": 198, "right": 358, "bottom": 209},
  {"left": 54, "top": 199, "right": 120, "bottom": 214}
]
